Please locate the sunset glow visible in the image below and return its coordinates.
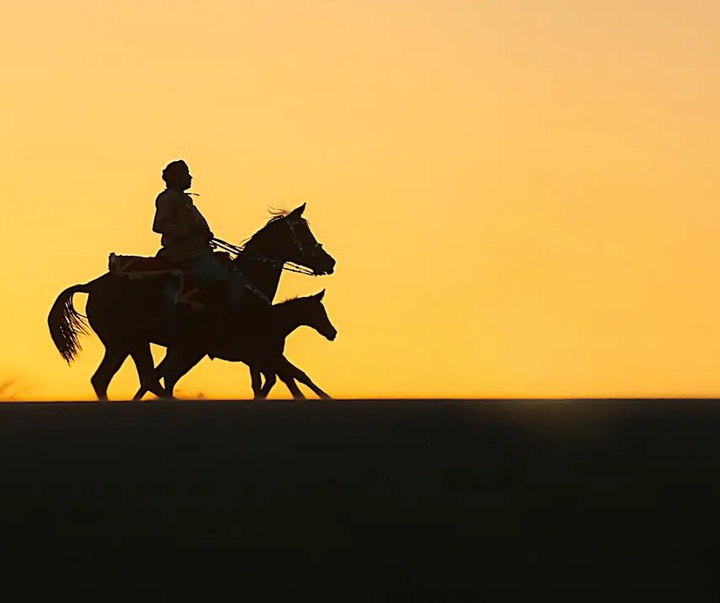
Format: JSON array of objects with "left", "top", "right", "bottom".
[{"left": 3, "top": 1, "right": 720, "bottom": 399}]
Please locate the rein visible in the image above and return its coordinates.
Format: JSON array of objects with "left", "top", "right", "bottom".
[{"left": 210, "top": 224, "right": 317, "bottom": 276}]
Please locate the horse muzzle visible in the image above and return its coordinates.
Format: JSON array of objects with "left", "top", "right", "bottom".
[{"left": 317, "top": 258, "right": 336, "bottom": 276}]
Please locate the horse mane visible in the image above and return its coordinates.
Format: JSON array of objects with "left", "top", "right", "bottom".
[
  {"left": 266, "top": 207, "right": 309, "bottom": 225},
  {"left": 277, "top": 294, "right": 316, "bottom": 307},
  {"left": 241, "top": 208, "right": 308, "bottom": 247},
  {"left": 267, "top": 207, "right": 291, "bottom": 221},
  {"left": 278, "top": 295, "right": 302, "bottom": 305}
]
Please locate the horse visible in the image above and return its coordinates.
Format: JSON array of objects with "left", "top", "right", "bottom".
[
  {"left": 48, "top": 204, "right": 335, "bottom": 400},
  {"left": 135, "top": 290, "right": 336, "bottom": 400}
]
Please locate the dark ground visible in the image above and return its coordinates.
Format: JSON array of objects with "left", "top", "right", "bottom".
[{"left": 1, "top": 399, "right": 720, "bottom": 601}]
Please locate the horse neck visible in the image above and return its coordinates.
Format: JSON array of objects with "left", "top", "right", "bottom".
[
  {"left": 234, "top": 245, "right": 284, "bottom": 302},
  {"left": 271, "top": 300, "right": 307, "bottom": 339}
]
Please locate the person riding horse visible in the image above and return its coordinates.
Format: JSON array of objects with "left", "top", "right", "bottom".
[
  {"left": 153, "top": 159, "right": 245, "bottom": 320},
  {"left": 48, "top": 180, "right": 336, "bottom": 400}
]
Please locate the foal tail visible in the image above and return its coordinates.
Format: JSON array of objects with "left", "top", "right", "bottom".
[{"left": 48, "top": 283, "right": 92, "bottom": 364}]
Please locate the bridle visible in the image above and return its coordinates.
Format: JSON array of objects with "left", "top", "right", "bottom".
[
  {"left": 284, "top": 218, "right": 325, "bottom": 274},
  {"left": 209, "top": 216, "right": 323, "bottom": 276}
]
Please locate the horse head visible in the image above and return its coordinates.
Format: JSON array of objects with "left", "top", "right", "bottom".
[{"left": 240, "top": 204, "right": 336, "bottom": 276}]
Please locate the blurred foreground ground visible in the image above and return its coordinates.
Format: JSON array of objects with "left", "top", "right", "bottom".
[{"left": 1, "top": 399, "right": 719, "bottom": 601}]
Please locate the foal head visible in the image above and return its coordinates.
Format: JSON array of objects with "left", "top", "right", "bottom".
[{"left": 293, "top": 290, "right": 337, "bottom": 341}]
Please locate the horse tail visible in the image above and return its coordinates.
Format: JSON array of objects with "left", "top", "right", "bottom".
[{"left": 47, "top": 283, "right": 92, "bottom": 364}]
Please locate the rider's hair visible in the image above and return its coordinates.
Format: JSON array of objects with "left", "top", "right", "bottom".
[{"left": 162, "top": 160, "right": 189, "bottom": 183}]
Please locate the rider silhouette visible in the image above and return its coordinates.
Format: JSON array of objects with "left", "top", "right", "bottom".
[{"left": 153, "top": 159, "right": 243, "bottom": 319}]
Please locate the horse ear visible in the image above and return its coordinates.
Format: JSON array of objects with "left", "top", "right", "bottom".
[
  {"left": 289, "top": 203, "right": 306, "bottom": 218},
  {"left": 315, "top": 289, "right": 325, "bottom": 301}
]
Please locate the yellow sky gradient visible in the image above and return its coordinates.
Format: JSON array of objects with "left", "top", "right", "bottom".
[{"left": 2, "top": 1, "right": 720, "bottom": 399}]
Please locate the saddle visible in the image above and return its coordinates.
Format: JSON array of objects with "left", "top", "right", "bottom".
[{"left": 108, "top": 253, "right": 206, "bottom": 310}]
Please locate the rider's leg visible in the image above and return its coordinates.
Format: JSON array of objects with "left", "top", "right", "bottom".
[
  {"left": 157, "top": 274, "right": 180, "bottom": 331},
  {"left": 187, "top": 253, "right": 227, "bottom": 281},
  {"left": 186, "top": 253, "right": 245, "bottom": 311}
]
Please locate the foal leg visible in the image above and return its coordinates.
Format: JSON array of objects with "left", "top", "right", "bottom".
[
  {"left": 277, "top": 356, "right": 332, "bottom": 399},
  {"left": 129, "top": 343, "right": 173, "bottom": 399},
  {"left": 278, "top": 373, "right": 305, "bottom": 399},
  {"left": 91, "top": 346, "right": 128, "bottom": 401},
  {"left": 273, "top": 358, "right": 305, "bottom": 399},
  {"left": 257, "top": 369, "right": 277, "bottom": 399},
  {"left": 250, "top": 365, "right": 264, "bottom": 399}
]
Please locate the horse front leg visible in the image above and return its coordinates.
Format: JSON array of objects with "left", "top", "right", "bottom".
[
  {"left": 133, "top": 355, "right": 170, "bottom": 400},
  {"left": 129, "top": 343, "right": 173, "bottom": 399},
  {"left": 161, "top": 347, "right": 206, "bottom": 397}
]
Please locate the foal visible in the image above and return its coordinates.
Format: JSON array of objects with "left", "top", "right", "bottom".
[{"left": 136, "top": 290, "right": 336, "bottom": 399}]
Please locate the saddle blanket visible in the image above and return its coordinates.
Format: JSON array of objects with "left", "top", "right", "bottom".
[
  {"left": 108, "top": 253, "right": 181, "bottom": 277},
  {"left": 108, "top": 253, "right": 206, "bottom": 309}
]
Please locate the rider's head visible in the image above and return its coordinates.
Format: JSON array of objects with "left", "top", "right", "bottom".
[{"left": 162, "top": 160, "right": 192, "bottom": 192}]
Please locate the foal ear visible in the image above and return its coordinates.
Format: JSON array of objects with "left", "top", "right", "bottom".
[
  {"left": 314, "top": 289, "right": 325, "bottom": 301},
  {"left": 288, "top": 203, "right": 306, "bottom": 218}
]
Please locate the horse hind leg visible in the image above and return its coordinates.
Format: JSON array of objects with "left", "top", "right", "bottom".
[
  {"left": 133, "top": 355, "right": 170, "bottom": 400},
  {"left": 91, "top": 347, "right": 128, "bottom": 401},
  {"left": 129, "top": 343, "right": 173, "bottom": 399},
  {"left": 136, "top": 347, "right": 205, "bottom": 400}
]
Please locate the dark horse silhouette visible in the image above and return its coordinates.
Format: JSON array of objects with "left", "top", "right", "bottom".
[
  {"left": 135, "top": 290, "right": 337, "bottom": 400},
  {"left": 48, "top": 204, "right": 335, "bottom": 400}
]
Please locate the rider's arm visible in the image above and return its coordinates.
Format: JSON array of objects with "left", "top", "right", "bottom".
[{"left": 152, "top": 194, "right": 190, "bottom": 237}]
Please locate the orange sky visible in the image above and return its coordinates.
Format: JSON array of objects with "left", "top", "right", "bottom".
[{"left": 2, "top": 1, "right": 720, "bottom": 400}]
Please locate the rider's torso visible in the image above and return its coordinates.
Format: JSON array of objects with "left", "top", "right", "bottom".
[{"left": 153, "top": 189, "right": 212, "bottom": 262}]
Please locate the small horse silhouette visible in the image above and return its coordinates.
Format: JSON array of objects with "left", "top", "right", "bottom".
[
  {"left": 135, "top": 290, "right": 336, "bottom": 399},
  {"left": 48, "top": 204, "right": 335, "bottom": 400}
]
